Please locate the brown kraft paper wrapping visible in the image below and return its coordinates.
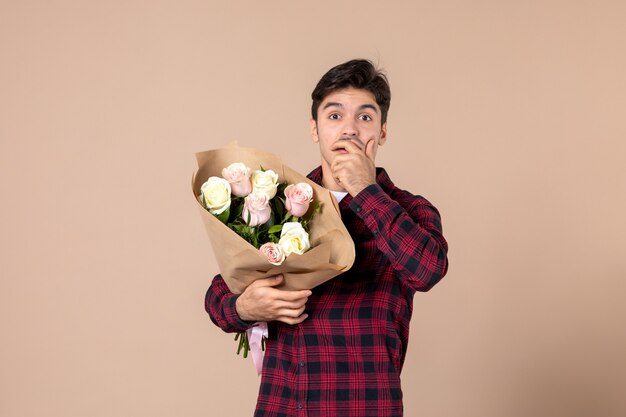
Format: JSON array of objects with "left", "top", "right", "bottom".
[{"left": 192, "top": 143, "right": 355, "bottom": 294}]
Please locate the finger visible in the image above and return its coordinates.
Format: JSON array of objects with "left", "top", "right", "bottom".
[
  {"left": 364, "top": 139, "right": 375, "bottom": 161},
  {"left": 331, "top": 153, "right": 357, "bottom": 167},
  {"left": 276, "top": 289, "right": 312, "bottom": 302},
  {"left": 330, "top": 162, "right": 348, "bottom": 186},
  {"left": 330, "top": 156, "right": 354, "bottom": 175},
  {"left": 277, "top": 313, "right": 308, "bottom": 325},
  {"left": 277, "top": 305, "right": 306, "bottom": 318},
  {"left": 278, "top": 299, "right": 308, "bottom": 310},
  {"left": 251, "top": 275, "right": 283, "bottom": 288},
  {"left": 330, "top": 139, "right": 364, "bottom": 154}
]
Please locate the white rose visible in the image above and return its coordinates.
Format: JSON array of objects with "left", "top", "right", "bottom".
[
  {"left": 200, "top": 176, "right": 231, "bottom": 215},
  {"left": 278, "top": 222, "right": 311, "bottom": 256},
  {"left": 251, "top": 169, "right": 279, "bottom": 199}
]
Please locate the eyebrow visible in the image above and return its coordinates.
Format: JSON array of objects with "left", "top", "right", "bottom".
[{"left": 322, "top": 102, "right": 380, "bottom": 113}]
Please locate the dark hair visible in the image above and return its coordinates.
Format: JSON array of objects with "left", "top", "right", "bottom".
[{"left": 311, "top": 59, "right": 391, "bottom": 124}]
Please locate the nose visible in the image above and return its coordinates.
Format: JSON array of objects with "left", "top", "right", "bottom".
[{"left": 341, "top": 118, "right": 358, "bottom": 137}]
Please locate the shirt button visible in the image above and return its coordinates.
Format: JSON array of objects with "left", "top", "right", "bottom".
[
  {"left": 297, "top": 403, "right": 304, "bottom": 409},
  {"left": 299, "top": 362, "right": 305, "bottom": 367},
  {"left": 355, "top": 207, "right": 362, "bottom": 213}
]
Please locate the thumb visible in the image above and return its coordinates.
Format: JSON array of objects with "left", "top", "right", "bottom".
[
  {"left": 365, "top": 139, "right": 376, "bottom": 161},
  {"left": 252, "top": 274, "right": 283, "bottom": 288}
]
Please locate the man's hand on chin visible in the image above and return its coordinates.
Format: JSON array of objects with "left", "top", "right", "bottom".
[{"left": 330, "top": 139, "right": 377, "bottom": 196}]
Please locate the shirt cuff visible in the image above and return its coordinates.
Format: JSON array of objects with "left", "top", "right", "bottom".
[
  {"left": 225, "top": 294, "right": 255, "bottom": 330},
  {"left": 349, "top": 183, "right": 389, "bottom": 231}
]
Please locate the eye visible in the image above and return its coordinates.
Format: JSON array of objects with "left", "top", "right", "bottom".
[
  {"left": 329, "top": 113, "right": 341, "bottom": 120},
  {"left": 359, "top": 114, "right": 373, "bottom": 121}
]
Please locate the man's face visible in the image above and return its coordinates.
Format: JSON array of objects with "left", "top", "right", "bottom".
[{"left": 310, "top": 87, "right": 387, "bottom": 181}]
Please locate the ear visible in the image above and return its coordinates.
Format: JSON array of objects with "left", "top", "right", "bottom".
[
  {"left": 310, "top": 119, "right": 319, "bottom": 143},
  {"left": 379, "top": 122, "right": 388, "bottom": 146}
]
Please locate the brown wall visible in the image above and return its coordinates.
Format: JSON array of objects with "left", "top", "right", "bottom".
[{"left": 1, "top": 1, "right": 625, "bottom": 416}]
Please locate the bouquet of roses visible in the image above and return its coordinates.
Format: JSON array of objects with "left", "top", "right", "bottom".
[
  {"left": 192, "top": 144, "right": 355, "bottom": 371},
  {"left": 199, "top": 162, "right": 320, "bottom": 266}
]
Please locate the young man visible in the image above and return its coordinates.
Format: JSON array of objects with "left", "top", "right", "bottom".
[{"left": 206, "top": 59, "right": 449, "bottom": 417}]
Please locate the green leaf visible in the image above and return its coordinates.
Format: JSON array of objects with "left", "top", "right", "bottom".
[
  {"left": 268, "top": 225, "right": 283, "bottom": 234},
  {"left": 216, "top": 208, "right": 230, "bottom": 224}
]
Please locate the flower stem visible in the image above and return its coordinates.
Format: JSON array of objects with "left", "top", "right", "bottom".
[{"left": 234, "top": 331, "right": 266, "bottom": 359}]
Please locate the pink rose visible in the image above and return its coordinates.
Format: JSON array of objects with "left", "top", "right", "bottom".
[
  {"left": 242, "top": 191, "right": 271, "bottom": 226},
  {"left": 222, "top": 162, "right": 252, "bottom": 197},
  {"left": 284, "top": 183, "right": 313, "bottom": 217},
  {"left": 259, "top": 242, "right": 285, "bottom": 265}
]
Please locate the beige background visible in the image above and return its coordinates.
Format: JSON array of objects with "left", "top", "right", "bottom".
[{"left": 1, "top": 1, "right": 625, "bottom": 416}]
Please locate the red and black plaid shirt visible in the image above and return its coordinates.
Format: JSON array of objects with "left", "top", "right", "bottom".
[{"left": 206, "top": 167, "right": 449, "bottom": 417}]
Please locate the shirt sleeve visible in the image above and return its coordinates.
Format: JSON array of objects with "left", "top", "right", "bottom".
[
  {"left": 350, "top": 183, "right": 449, "bottom": 292},
  {"left": 205, "top": 274, "right": 254, "bottom": 333}
]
